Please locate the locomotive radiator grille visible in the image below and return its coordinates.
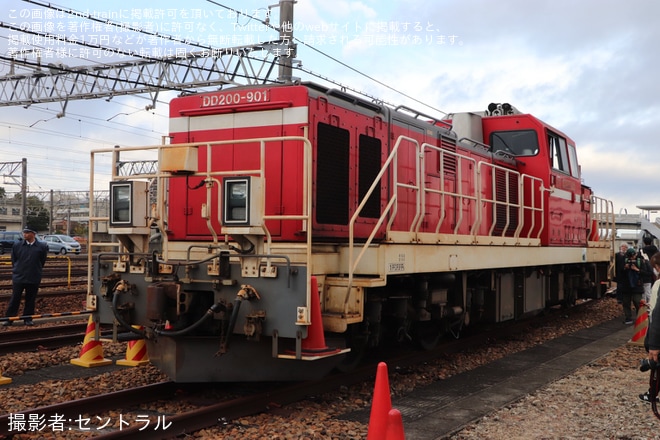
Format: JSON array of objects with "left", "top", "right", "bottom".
[{"left": 493, "top": 169, "right": 520, "bottom": 237}]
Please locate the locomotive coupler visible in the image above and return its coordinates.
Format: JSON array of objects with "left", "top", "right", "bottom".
[
  {"left": 99, "top": 273, "right": 122, "bottom": 301},
  {"left": 244, "top": 311, "right": 266, "bottom": 342},
  {"left": 217, "top": 284, "right": 261, "bottom": 355}
]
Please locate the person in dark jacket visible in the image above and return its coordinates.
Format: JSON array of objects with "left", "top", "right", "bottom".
[
  {"left": 641, "top": 235, "right": 659, "bottom": 303},
  {"left": 2, "top": 226, "right": 48, "bottom": 326},
  {"left": 621, "top": 247, "right": 644, "bottom": 325},
  {"left": 642, "top": 235, "right": 659, "bottom": 260},
  {"left": 614, "top": 243, "right": 630, "bottom": 304},
  {"left": 640, "top": 252, "right": 660, "bottom": 402}
]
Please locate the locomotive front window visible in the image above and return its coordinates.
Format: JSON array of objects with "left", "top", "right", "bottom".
[{"left": 490, "top": 130, "right": 539, "bottom": 156}]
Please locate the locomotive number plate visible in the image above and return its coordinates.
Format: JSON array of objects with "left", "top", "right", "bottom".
[
  {"left": 388, "top": 262, "right": 405, "bottom": 272},
  {"left": 388, "top": 253, "right": 406, "bottom": 272},
  {"left": 201, "top": 89, "right": 270, "bottom": 108}
]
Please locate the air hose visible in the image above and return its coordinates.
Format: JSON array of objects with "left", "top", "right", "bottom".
[
  {"left": 219, "top": 285, "right": 260, "bottom": 354},
  {"left": 154, "top": 302, "right": 224, "bottom": 336}
]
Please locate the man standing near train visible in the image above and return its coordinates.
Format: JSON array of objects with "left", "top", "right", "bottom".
[
  {"left": 615, "top": 243, "right": 630, "bottom": 304},
  {"left": 2, "top": 225, "right": 48, "bottom": 326},
  {"left": 621, "top": 247, "right": 645, "bottom": 325}
]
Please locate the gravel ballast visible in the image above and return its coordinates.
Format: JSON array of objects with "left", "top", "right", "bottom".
[{"left": 1, "top": 297, "right": 653, "bottom": 439}]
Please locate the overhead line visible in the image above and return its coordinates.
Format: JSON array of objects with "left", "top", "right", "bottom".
[
  {"left": 207, "top": 0, "right": 445, "bottom": 115},
  {"left": 22, "top": 0, "right": 218, "bottom": 54}
]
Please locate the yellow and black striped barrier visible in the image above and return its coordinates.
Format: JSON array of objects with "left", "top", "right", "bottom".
[{"left": 0, "top": 310, "right": 92, "bottom": 324}]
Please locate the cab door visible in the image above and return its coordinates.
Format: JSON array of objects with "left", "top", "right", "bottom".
[{"left": 547, "top": 131, "right": 582, "bottom": 245}]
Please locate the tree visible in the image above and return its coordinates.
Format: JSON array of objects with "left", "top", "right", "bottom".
[{"left": 26, "top": 196, "right": 49, "bottom": 232}]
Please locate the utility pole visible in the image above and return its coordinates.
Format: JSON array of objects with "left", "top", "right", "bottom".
[
  {"left": 277, "top": 0, "right": 297, "bottom": 83},
  {"left": 21, "top": 158, "right": 27, "bottom": 228},
  {"left": 49, "top": 189, "right": 54, "bottom": 234}
]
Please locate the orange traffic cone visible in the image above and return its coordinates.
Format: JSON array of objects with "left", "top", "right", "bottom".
[
  {"left": 367, "top": 362, "right": 393, "bottom": 440},
  {"left": 301, "top": 276, "right": 341, "bottom": 356},
  {"left": 71, "top": 315, "right": 113, "bottom": 367},
  {"left": 385, "top": 408, "right": 406, "bottom": 440},
  {"left": 116, "top": 326, "right": 149, "bottom": 367},
  {"left": 629, "top": 300, "right": 649, "bottom": 347}
]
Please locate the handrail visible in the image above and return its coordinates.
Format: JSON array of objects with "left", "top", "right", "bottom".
[
  {"left": 476, "top": 161, "right": 545, "bottom": 240},
  {"left": 345, "top": 135, "right": 420, "bottom": 309},
  {"left": 590, "top": 195, "right": 616, "bottom": 280},
  {"left": 393, "top": 104, "right": 452, "bottom": 130},
  {"left": 344, "top": 134, "right": 549, "bottom": 309},
  {"left": 89, "top": 136, "right": 314, "bottom": 312},
  {"left": 89, "top": 134, "right": 613, "bottom": 319},
  {"left": 344, "top": 135, "right": 550, "bottom": 304},
  {"left": 457, "top": 136, "right": 490, "bottom": 153},
  {"left": 521, "top": 174, "right": 546, "bottom": 240},
  {"left": 415, "top": 143, "right": 479, "bottom": 236}
]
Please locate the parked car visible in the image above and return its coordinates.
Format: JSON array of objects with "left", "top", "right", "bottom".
[
  {"left": 42, "top": 234, "right": 82, "bottom": 255},
  {"left": 0, "top": 231, "right": 22, "bottom": 255},
  {"left": 72, "top": 236, "right": 88, "bottom": 253}
]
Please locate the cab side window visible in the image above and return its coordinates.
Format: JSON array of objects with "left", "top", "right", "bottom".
[
  {"left": 548, "top": 131, "right": 570, "bottom": 174},
  {"left": 567, "top": 144, "right": 580, "bottom": 178}
]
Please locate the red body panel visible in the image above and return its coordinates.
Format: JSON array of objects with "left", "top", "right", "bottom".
[
  {"left": 483, "top": 115, "right": 590, "bottom": 246},
  {"left": 165, "top": 84, "right": 591, "bottom": 247},
  {"left": 168, "top": 85, "right": 309, "bottom": 241}
]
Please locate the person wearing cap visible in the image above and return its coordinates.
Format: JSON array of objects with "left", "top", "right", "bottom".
[{"left": 2, "top": 226, "right": 48, "bottom": 326}]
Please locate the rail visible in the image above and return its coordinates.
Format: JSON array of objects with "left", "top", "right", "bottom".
[{"left": 1, "top": 254, "right": 77, "bottom": 288}]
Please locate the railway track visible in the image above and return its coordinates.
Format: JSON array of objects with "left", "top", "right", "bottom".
[
  {"left": 0, "top": 299, "right": 606, "bottom": 438},
  {"left": 0, "top": 382, "right": 180, "bottom": 438},
  {"left": 0, "top": 255, "right": 89, "bottom": 295},
  {"left": 0, "top": 256, "right": 89, "bottom": 280},
  {"left": 0, "top": 322, "right": 114, "bottom": 355},
  {"left": 0, "top": 287, "right": 87, "bottom": 299}
]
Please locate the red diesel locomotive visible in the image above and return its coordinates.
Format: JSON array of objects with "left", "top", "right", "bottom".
[{"left": 88, "top": 82, "right": 614, "bottom": 381}]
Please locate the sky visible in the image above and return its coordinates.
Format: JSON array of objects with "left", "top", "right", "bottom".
[{"left": 0, "top": 0, "right": 658, "bottom": 217}]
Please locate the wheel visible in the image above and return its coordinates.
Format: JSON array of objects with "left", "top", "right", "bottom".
[
  {"left": 59, "top": 248, "right": 67, "bottom": 255},
  {"left": 335, "top": 342, "right": 366, "bottom": 373},
  {"left": 335, "top": 325, "right": 368, "bottom": 373},
  {"left": 414, "top": 320, "right": 443, "bottom": 351}
]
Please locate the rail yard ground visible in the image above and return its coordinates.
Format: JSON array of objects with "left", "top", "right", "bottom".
[{"left": 0, "top": 295, "right": 650, "bottom": 439}]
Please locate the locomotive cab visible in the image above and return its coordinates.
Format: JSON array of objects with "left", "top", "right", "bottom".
[{"left": 452, "top": 104, "right": 595, "bottom": 247}]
